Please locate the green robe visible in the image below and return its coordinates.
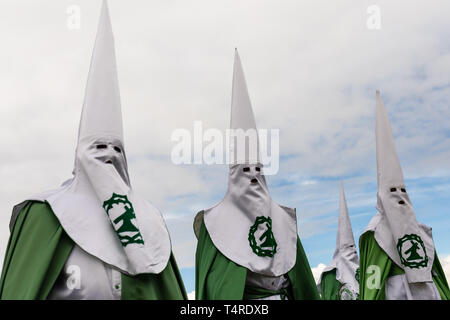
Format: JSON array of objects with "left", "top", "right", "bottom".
[
  {"left": 0, "top": 201, "right": 187, "bottom": 300},
  {"left": 319, "top": 269, "right": 359, "bottom": 300},
  {"left": 359, "top": 231, "right": 450, "bottom": 300},
  {"left": 195, "top": 217, "right": 320, "bottom": 300},
  {"left": 320, "top": 269, "right": 342, "bottom": 300}
]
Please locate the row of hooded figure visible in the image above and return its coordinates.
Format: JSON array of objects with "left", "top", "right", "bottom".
[{"left": 0, "top": 1, "right": 448, "bottom": 300}]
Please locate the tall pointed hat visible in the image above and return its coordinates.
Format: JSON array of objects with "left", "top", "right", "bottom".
[
  {"left": 18, "top": 0, "right": 171, "bottom": 275},
  {"left": 77, "top": 0, "right": 123, "bottom": 144},
  {"left": 320, "top": 181, "right": 359, "bottom": 297},
  {"left": 372, "top": 90, "right": 435, "bottom": 283},
  {"left": 197, "top": 49, "right": 298, "bottom": 277},
  {"left": 229, "top": 49, "right": 260, "bottom": 165},
  {"left": 337, "top": 181, "right": 356, "bottom": 249}
]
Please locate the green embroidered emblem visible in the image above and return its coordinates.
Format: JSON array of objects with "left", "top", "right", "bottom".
[
  {"left": 103, "top": 193, "right": 144, "bottom": 247},
  {"left": 338, "top": 285, "right": 355, "bottom": 300},
  {"left": 248, "top": 216, "right": 277, "bottom": 257},
  {"left": 355, "top": 268, "right": 360, "bottom": 283},
  {"left": 396, "top": 233, "right": 428, "bottom": 269}
]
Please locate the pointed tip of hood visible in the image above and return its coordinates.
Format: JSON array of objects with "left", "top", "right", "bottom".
[
  {"left": 231, "top": 50, "right": 256, "bottom": 129},
  {"left": 77, "top": 0, "right": 123, "bottom": 144},
  {"left": 230, "top": 50, "right": 260, "bottom": 164},
  {"left": 337, "top": 181, "right": 356, "bottom": 249},
  {"left": 375, "top": 91, "right": 405, "bottom": 190}
]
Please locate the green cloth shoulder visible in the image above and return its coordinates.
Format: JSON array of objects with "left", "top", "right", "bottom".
[
  {"left": 195, "top": 215, "right": 247, "bottom": 299},
  {"left": 287, "top": 237, "right": 321, "bottom": 300},
  {"left": 320, "top": 269, "right": 341, "bottom": 300},
  {"left": 359, "top": 231, "right": 450, "bottom": 300},
  {"left": 0, "top": 201, "right": 73, "bottom": 300},
  {"left": 195, "top": 213, "right": 320, "bottom": 300},
  {"left": 358, "top": 231, "right": 392, "bottom": 300},
  {"left": 0, "top": 201, "right": 187, "bottom": 300}
]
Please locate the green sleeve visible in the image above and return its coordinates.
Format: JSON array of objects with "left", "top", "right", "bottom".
[
  {"left": 358, "top": 231, "right": 393, "bottom": 300},
  {"left": 121, "top": 253, "right": 188, "bottom": 300},
  {"left": 0, "top": 201, "right": 73, "bottom": 300},
  {"left": 195, "top": 215, "right": 247, "bottom": 300},
  {"left": 320, "top": 269, "right": 340, "bottom": 300},
  {"left": 287, "top": 237, "right": 322, "bottom": 300}
]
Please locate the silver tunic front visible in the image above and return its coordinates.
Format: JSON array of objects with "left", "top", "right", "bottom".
[{"left": 48, "top": 245, "right": 122, "bottom": 300}]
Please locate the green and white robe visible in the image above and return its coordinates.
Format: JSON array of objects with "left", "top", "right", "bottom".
[
  {"left": 359, "top": 227, "right": 449, "bottom": 300},
  {"left": 195, "top": 214, "right": 320, "bottom": 300},
  {"left": 0, "top": 201, "right": 187, "bottom": 300}
]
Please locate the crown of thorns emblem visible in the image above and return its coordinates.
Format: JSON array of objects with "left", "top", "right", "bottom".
[
  {"left": 396, "top": 233, "right": 428, "bottom": 269},
  {"left": 103, "top": 193, "right": 144, "bottom": 247},
  {"left": 248, "top": 216, "right": 277, "bottom": 257}
]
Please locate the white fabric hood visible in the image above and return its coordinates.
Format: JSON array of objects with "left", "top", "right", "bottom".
[
  {"left": 198, "top": 50, "right": 298, "bottom": 276},
  {"left": 320, "top": 181, "right": 359, "bottom": 298},
  {"left": 366, "top": 90, "right": 435, "bottom": 283},
  {"left": 16, "top": 1, "right": 171, "bottom": 275}
]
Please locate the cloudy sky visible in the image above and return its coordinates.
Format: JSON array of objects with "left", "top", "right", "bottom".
[{"left": 1, "top": 0, "right": 450, "bottom": 296}]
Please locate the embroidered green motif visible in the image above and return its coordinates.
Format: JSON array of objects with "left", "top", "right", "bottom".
[
  {"left": 396, "top": 233, "right": 428, "bottom": 269},
  {"left": 338, "top": 285, "right": 355, "bottom": 300},
  {"left": 355, "top": 267, "right": 360, "bottom": 283},
  {"left": 103, "top": 193, "right": 144, "bottom": 247},
  {"left": 248, "top": 216, "right": 277, "bottom": 257}
]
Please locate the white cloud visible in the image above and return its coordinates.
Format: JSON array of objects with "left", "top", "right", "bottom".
[
  {"left": 187, "top": 291, "right": 195, "bottom": 300},
  {"left": 441, "top": 254, "right": 450, "bottom": 284},
  {"left": 311, "top": 263, "right": 327, "bottom": 285}
]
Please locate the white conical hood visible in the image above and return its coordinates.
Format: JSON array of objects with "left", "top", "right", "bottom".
[
  {"left": 18, "top": 1, "right": 171, "bottom": 275},
  {"left": 198, "top": 50, "right": 297, "bottom": 277},
  {"left": 337, "top": 181, "right": 356, "bottom": 249},
  {"left": 229, "top": 49, "right": 260, "bottom": 165},
  {"left": 320, "top": 181, "right": 359, "bottom": 299},
  {"left": 375, "top": 90, "right": 404, "bottom": 191},
  {"left": 371, "top": 90, "right": 435, "bottom": 284},
  {"left": 78, "top": 0, "right": 123, "bottom": 143}
]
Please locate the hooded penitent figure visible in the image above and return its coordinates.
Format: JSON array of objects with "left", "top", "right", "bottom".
[
  {"left": 319, "top": 181, "right": 360, "bottom": 300},
  {"left": 0, "top": 1, "right": 186, "bottom": 300},
  {"left": 193, "top": 50, "right": 320, "bottom": 300},
  {"left": 358, "top": 91, "right": 449, "bottom": 300}
]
